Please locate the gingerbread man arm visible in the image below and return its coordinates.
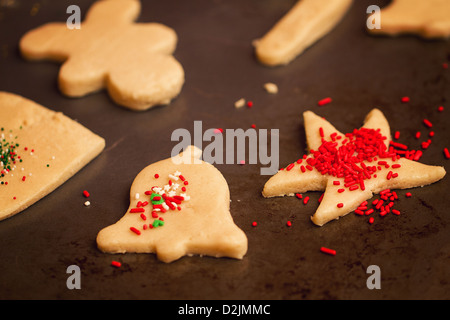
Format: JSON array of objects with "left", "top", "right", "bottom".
[{"left": 20, "top": 23, "right": 78, "bottom": 62}]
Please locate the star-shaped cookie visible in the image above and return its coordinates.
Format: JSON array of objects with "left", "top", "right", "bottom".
[
  {"left": 262, "top": 109, "right": 446, "bottom": 226},
  {"left": 97, "top": 146, "right": 248, "bottom": 263},
  {"left": 368, "top": 0, "right": 450, "bottom": 38},
  {"left": 19, "top": 0, "right": 184, "bottom": 111},
  {"left": 0, "top": 91, "right": 105, "bottom": 221}
]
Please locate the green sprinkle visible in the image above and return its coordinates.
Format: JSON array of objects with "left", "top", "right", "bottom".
[
  {"left": 152, "top": 220, "right": 164, "bottom": 228},
  {"left": 150, "top": 193, "right": 164, "bottom": 205}
]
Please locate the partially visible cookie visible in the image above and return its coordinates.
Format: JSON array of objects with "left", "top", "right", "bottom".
[
  {"left": 368, "top": 0, "right": 450, "bottom": 39},
  {"left": 254, "top": 0, "right": 353, "bottom": 66},
  {"left": 96, "top": 146, "right": 248, "bottom": 263},
  {"left": 20, "top": 0, "right": 184, "bottom": 111},
  {"left": 263, "top": 109, "right": 446, "bottom": 226},
  {"left": 0, "top": 91, "right": 105, "bottom": 221}
]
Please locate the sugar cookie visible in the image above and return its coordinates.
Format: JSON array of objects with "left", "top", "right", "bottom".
[
  {"left": 263, "top": 109, "right": 446, "bottom": 226},
  {"left": 254, "top": 0, "right": 353, "bottom": 66},
  {"left": 20, "top": 0, "right": 184, "bottom": 111},
  {"left": 0, "top": 91, "right": 105, "bottom": 221},
  {"left": 97, "top": 146, "right": 248, "bottom": 263},
  {"left": 368, "top": 0, "right": 450, "bottom": 39}
]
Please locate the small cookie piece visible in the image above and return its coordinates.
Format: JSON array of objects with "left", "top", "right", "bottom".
[
  {"left": 254, "top": 0, "right": 353, "bottom": 66},
  {"left": 0, "top": 91, "right": 105, "bottom": 221},
  {"left": 96, "top": 146, "right": 248, "bottom": 263},
  {"left": 262, "top": 109, "right": 446, "bottom": 226},
  {"left": 20, "top": 0, "right": 184, "bottom": 111},
  {"left": 368, "top": 0, "right": 450, "bottom": 39},
  {"left": 263, "top": 82, "right": 278, "bottom": 94}
]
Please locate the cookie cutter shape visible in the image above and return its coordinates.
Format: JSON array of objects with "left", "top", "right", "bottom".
[
  {"left": 20, "top": 0, "right": 185, "bottom": 111},
  {"left": 254, "top": 0, "right": 353, "bottom": 66},
  {"left": 368, "top": 0, "right": 450, "bottom": 39},
  {"left": 262, "top": 109, "right": 446, "bottom": 226},
  {"left": 96, "top": 146, "right": 248, "bottom": 263},
  {"left": 0, "top": 91, "right": 105, "bottom": 221}
]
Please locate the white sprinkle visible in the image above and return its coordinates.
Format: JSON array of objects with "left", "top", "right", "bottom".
[
  {"left": 135, "top": 193, "right": 140, "bottom": 200},
  {"left": 168, "top": 174, "right": 179, "bottom": 181},
  {"left": 167, "top": 191, "right": 176, "bottom": 197},
  {"left": 84, "top": 201, "right": 90, "bottom": 207}
]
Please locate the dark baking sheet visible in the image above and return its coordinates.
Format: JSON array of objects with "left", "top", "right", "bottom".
[{"left": 0, "top": 0, "right": 449, "bottom": 300}]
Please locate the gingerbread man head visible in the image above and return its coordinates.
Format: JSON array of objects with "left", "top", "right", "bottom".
[{"left": 20, "top": 0, "right": 185, "bottom": 111}]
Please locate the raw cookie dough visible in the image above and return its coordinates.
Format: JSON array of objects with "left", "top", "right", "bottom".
[
  {"left": 19, "top": 0, "right": 184, "bottom": 111},
  {"left": 0, "top": 91, "right": 105, "bottom": 221},
  {"left": 262, "top": 109, "right": 446, "bottom": 226},
  {"left": 97, "top": 146, "right": 248, "bottom": 263},
  {"left": 254, "top": 0, "right": 353, "bottom": 66},
  {"left": 368, "top": 0, "right": 450, "bottom": 39}
]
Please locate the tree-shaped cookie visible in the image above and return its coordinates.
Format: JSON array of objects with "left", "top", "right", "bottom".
[
  {"left": 20, "top": 0, "right": 184, "bottom": 111},
  {"left": 263, "top": 109, "right": 446, "bottom": 226},
  {"left": 0, "top": 91, "right": 105, "bottom": 221},
  {"left": 97, "top": 146, "right": 248, "bottom": 263},
  {"left": 368, "top": 0, "right": 450, "bottom": 39}
]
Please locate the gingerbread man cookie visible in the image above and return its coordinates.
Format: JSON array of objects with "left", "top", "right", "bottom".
[
  {"left": 368, "top": 0, "right": 450, "bottom": 39},
  {"left": 0, "top": 91, "right": 105, "bottom": 221},
  {"left": 263, "top": 109, "right": 446, "bottom": 226},
  {"left": 20, "top": 0, "right": 184, "bottom": 111},
  {"left": 97, "top": 146, "right": 248, "bottom": 263},
  {"left": 254, "top": 0, "right": 353, "bottom": 66}
]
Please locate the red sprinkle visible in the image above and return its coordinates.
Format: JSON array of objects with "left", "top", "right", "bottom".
[
  {"left": 423, "top": 119, "right": 433, "bottom": 128},
  {"left": 318, "top": 97, "right": 332, "bottom": 106},
  {"left": 337, "top": 203, "right": 344, "bottom": 208},
  {"left": 130, "top": 227, "right": 141, "bottom": 235},
  {"left": 401, "top": 96, "right": 410, "bottom": 103},
  {"left": 252, "top": 221, "right": 257, "bottom": 227},
  {"left": 286, "top": 221, "right": 292, "bottom": 227},
  {"left": 154, "top": 174, "right": 159, "bottom": 179},
  {"left": 303, "top": 196, "right": 310, "bottom": 205},
  {"left": 130, "top": 208, "right": 145, "bottom": 213},
  {"left": 320, "top": 247, "right": 336, "bottom": 256},
  {"left": 444, "top": 148, "right": 450, "bottom": 159},
  {"left": 406, "top": 192, "right": 412, "bottom": 198},
  {"left": 247, "top": 101, "right": 253, "bottom": 108},
  {"left": 438, "top": 106, "right": 444, "bottom": 112},
  {"left": 82, "top": 190, "right": 90, "bottom": 198},
  {"left": 111, "top": 261, "right": 121, "bottom": 268}
]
